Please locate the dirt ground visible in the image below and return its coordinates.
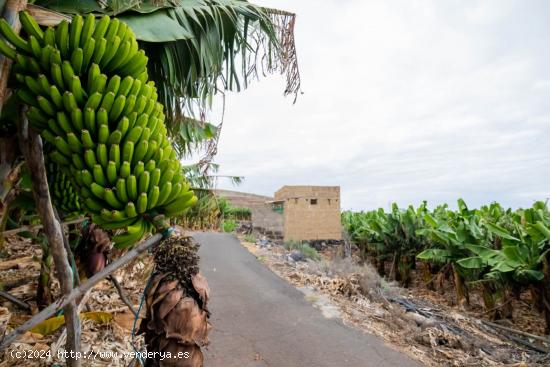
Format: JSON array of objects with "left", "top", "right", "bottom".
[
  {"left": 0, "top": 234, "right": 152, "bottom": 366},
  {"left": 1, "top": 232, "right": 549, "bottom": 366},
  {"left": 239, "top": 237, "right": 550, "bottom": 367}
]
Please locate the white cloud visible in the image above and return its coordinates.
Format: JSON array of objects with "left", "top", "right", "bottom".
[{"left": 212, "top": 0, "right": 550, "bottom": 210}]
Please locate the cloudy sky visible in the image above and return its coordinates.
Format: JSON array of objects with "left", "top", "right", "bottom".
[{"left": 212, "top": 0, "right": 550, "bottom": 211}]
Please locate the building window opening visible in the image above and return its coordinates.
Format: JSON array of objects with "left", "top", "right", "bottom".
[{"left": 310, "top": 199, "right": 318, "bottom": 205}]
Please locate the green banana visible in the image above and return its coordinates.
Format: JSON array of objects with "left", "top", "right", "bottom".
[
  {"left": 109, "top": 95, "right": 126, "bottom": 121},
  {"left": 66, "top": 132, "right": 83, "bottom": 153},
  {"left": 55, "top": 20, "right": 69, "bottom": 59},
  {"left": 0, "top": 19, "right": 30, "bottom": 53},
  {"left": 104, "top": 189, "right": 124, "bottom": 209},
  {"left": 70, "top": 76, "right": 85, "bottom": 105},
  {"left": 84, "top": 92, "right": 102, "bottom": 111},
  {"left": 84, "top": 149, "right": 97, "bottom": 169},
  {"left": 98, "top": 124, "right": 109, "bottom": 144},
  {"left": 133, "top": 140, "right": 148, "bottom": 165},
  {"left": 43, "top": 27, "right": 56, "bottom": 48},
  {"left": 147, "top": 186, "right": 160, "bottom": 210},
  {"left": 81, "top": 130, "right": 95, "bottom": 149},
  {"left": 99, "top": 91, "right": 115, "bottom": 113},
  {"left": 116, "top": 178, "right": 129, "bottom": 203},
  {"left": 61, "top": 61, "right": 75, "bottom": 88},
  {"left": 107, "top": 161, "right": 118, "bottom": 185},
  {"left": 133, "top": 161, "right": 144, "bottom": 178},
  {"left": 112, "top": 219, "right": 146, "bottom": 249},
  {"left": 51, "top": 63, "right": 65, "bottom": 90},
  {"left": 125, "top": 201, "right": 137, "bottom": 218},
  {"left": 28, "top": 36, "right": 42, "bottom": 59},
  {"left": 126, "top": 175, "right": 137, "bottom": 201},
  {"left": 84, "top": 108, "right": 96, "bottom": 134},
  {"left": 82, "top": 38, "right": 95, "bottom": 71},
  {"left": 71, "top": 154, "right": 84, "bottom": 170},
  {"left": 92, "top": 16, "right": 110, "bottom": 40},
  {"left": 81, "top": 169, "right": 93, "bottom": 187},
  {"left": 80, "top": 14, "right": 95, "bottom": 48},
  {"left": 108, "top": 130, "right": 122, "bottom": 145},
  {"left": 49, "top": 85, "right": 63, "bottom": 109},
  {"left": 109, "top": 144, "right": 120, "bottom": 169},
  {"left": 96, "top": 144, "right": 108, "bottom": 167},
  {"left": 0, "top": 38, "right": 16, "bottom": 60},
  {"left": 71, "top": 48, "right": 84, "bottom": 75},
  {"left": 93, "top": 164, "right": 106, "bottom": 186},
  {"left": 136, "top": 193, "right": 147, "bottom": 214},
  {"left": 120, "top": 161, "right": 131, "bottom": 178},
  {"left": 37, "top": 96, "right": 56, "bottom": 117},
  {"left": 163, "top": 193, "right": 197, "bottom": 216},
  {"left": 69, "top": 15, "right": 83, "bottom": 54},
  {"left": 100, "top": 36, "right": 121, "bottom": 67},
  {"left": 138, "top": 171, "right": 150, "bottom": 194},
  {"left": 91, "top": 37, "right": 107, "bottom": 65},
  {"left": 70, "top": 108, "right": 84, "bottom": 131},
  {"left": 122, "top": 141, "right": 134, "bottom": 163},
  {"left": 157, "top": 182, "right": 172, "bottom": 206},
  {"left": 62, "top": 91, "right": 78, "bottom": 112},
  {"left": 19, "top": 11, "right": 44, "bottom": 41}
]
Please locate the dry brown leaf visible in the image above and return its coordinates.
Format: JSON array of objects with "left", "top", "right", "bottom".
[
  {"left": 164, "top": 298, "right": 210, "bottom": 345},
  {"left": 157, "top": 289, "right": 184, "bottom": 320},
  {"left": 191, "top": 273, "right": 210, "bottom": 308}
]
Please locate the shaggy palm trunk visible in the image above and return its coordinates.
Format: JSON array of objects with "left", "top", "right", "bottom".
[
  {"left": 421, "top": 262, "right": 434, "bottom": 290},
  {"left": 481, "top": 283, "right": 496, "bottom": 320},
  {"left": 391, "top": 252, "right": 402, "bottom": 282},
  {"left": 139, "top": 234, "right": 211, "bottom": 366},
  {"left": 399, "top": 256, "right": 411, "bottom": 288},
  {"left": 452, "top": 264, "right": 469, "bottom": 308},
  {"left": 499, "top": 289, "right": 514, "bottom": 320}
]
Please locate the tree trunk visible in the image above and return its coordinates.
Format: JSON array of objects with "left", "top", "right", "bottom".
[
  {"left": 17, "top": 112, "right": 81, "bottom": 367},
  {"left": 500, "top": 288, "right": 514, "bottom": 320},
  {"left": 36, "top": 242, "right": 54, "bottom": 309},
  {"left": 400, "top": 256, "right": 411, "bottom": 288},
  {"left": 452, "top": 264, "right": 469, "bottom": 309},
  {"left": 376, "top": 258, "right": 385, "bottom": 277},
  {"left": 421, "top": 262, "right": 434, "bottom": 290},
  {"left": 481, "top": 283, "right": 496, "bottom": 320}
]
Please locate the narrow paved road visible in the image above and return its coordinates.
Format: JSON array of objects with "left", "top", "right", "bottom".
[{"left": 195, "top": 232, "right": 423, "bottom": 367}]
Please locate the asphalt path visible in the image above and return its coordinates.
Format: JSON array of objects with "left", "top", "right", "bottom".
[{"left": 195, "top": 232, "right": 423, "bottom": 367}]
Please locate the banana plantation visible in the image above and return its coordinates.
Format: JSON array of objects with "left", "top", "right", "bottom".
[
  {"left": 0, "top": 0, "right": 298, "bottom": 366},
  {"left": 342, "top": 199, "right": 550, "bottom": 334}
]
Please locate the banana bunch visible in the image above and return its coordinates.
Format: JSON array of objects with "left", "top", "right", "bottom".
[
  {"left": 0, "top": 12, "right": 197, "bottom": 248},
  {"left": 46, "top": 161, "right": 82, "bottom": 215}
]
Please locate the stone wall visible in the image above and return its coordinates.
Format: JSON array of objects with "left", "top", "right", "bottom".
[
  {"left": 275, "top": 186, "right": 342, "bottom": 242},
  {"left": 214, "top": 189, "right": 283, "bottom": 238}
]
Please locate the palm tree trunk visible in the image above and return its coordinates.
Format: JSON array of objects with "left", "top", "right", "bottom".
[
  {"left": 452, "top": 264, "right": 469, "bottom": 308},
  {"left": 481, "top": 283, "right": 496, "bottom": 320},
  {"left": 422, "top": 262, "right": 434, "bottom": 290}
]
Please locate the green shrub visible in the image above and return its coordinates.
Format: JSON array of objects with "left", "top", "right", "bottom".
[
  {"left": 244, "top": 234, "right": 256, "bottom": 242},
  {"left": 222, "top": 219, "right": 237, "bottom": 233}
]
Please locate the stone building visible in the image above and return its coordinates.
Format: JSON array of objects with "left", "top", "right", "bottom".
[{"left": 272, "top": 186, "right": 342, "bottom": 242}]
